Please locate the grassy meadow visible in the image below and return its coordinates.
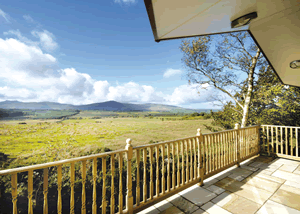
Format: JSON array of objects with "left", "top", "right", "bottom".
[{"left": 0, "top": 110, "right": 221, "bottom": 169}]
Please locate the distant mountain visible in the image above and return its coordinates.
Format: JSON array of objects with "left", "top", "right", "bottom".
[{"left": 0, "top": 100, "right": 219, "bottom": 113}]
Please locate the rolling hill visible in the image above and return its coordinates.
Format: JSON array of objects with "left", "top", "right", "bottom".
[{"left": 0, "top": 100, "right": 219, "bottom": 113}]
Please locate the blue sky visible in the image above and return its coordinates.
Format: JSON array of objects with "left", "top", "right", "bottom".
[{"left": 0, "top": 0, "right": 220, "bottom": 109}]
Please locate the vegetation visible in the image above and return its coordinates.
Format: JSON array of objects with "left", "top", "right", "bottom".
[
  {"left": 212, "top": 64, "right": 300, "bottom": 129},
  {"left": 180, "top": 31, "right": 266, "bottom": 127}
]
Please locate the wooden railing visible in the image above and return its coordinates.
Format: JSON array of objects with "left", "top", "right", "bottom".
[
  {"left": 0, "top": 124, "right": 260, "bottom": 214},
  {"left": 261, "top": 125, "right": 300, "bottom": 160}
]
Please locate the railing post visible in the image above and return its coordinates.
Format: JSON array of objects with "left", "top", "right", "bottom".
[
  {"left": 197, "top": 128, "right": 205, "bottom": 186},
  {"left": 257, "top": 124, "right": 261, "bottom": 155},
  {"left": 235, "top": 123, "right": 241, "bottom": 167},
  {"left": 125, "top": 139, "right": 133, "bottom": 214}
]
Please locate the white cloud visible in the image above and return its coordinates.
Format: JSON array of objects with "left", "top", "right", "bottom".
[
  {"left": 32, "top": 30, "right": 58, "bottom": 51},
  {"left": 0, "top": 30, "right": 215, "bottom": 107},
  {"left": 163, "top": 68, "right": 182, "bottom": 78},
  {"left": 23, "top": 15, "right": 34, "bottom": 23},
  {"left": 0, "top": 9, "right": 10, "bottom": 23},
  {"left": 165, "top": 84, "right": 213, "bottom": 105},
  {"left": 114, "top": 0, "right": 136, "bottom": 4}
]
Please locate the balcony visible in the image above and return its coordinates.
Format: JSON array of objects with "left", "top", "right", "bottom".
[{"left": 0, "top": 124, "right": 299, "bottom": 214}]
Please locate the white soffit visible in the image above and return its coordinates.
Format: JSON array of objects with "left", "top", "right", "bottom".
[{"left": 145, "top": 0, "right": 300, "bottom": 87}]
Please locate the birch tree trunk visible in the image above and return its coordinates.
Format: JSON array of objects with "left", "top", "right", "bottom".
[{"left": 241, "top": 48, "right": 261, "bottom": 127}]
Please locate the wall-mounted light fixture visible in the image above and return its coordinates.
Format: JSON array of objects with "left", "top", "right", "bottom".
[
  {"left": 290, "top": 60, "right": 300, "bottom": 69},
  {"left": 231, "top": 12, "right": 258, "bottom": 28}
]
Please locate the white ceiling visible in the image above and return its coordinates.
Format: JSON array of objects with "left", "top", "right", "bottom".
[{"left": 145, "top": 0, "right": 300, "bottom": 86}]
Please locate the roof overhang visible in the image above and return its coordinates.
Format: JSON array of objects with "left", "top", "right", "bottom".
[{"left": 144, "top": 0, "right": 300, "bottom": 87}]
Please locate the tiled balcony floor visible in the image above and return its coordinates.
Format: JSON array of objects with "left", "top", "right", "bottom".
[{"left": 138, "top": 155, "right": 300, "bottom": 214}]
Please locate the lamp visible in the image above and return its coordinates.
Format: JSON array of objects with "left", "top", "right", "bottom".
[
  {"left": 231, "top": 12, "right": 258, "bottom": 28},
  {"left": 290, "top": 60, "right": 300, "bottom": 69}
]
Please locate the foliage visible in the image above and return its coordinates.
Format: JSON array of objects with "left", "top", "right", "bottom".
[
  {"left": 180, "top": 32, "right": 265, "bottom": 127},
  {"left": 212, "top": 65, "right": 300, "bottom": 128}
]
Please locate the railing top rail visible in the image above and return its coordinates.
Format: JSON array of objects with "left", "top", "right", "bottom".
[
  {"left": 202, "top": 125, "right": 259, "bottom": 136},
  {"left": 0, "top": 149, "right": 126, "bottom": 176},
  {"left": 261, "top": 124, "right": 300, "bottom": 128},
  {"left": 133, "top": 135, "right": 200, "bottom": 149},
  {"left": 133, "top": 125, "right": 259, "bottom": 150}
]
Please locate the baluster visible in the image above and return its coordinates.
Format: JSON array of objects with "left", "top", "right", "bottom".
[
  {"left": 43, "top": 169, "right": 48, "bottom": 214},
  {"left": 186, "top": 140, "right": 189, "bottom": 182},
  {"left": 216, "top": 134, "right": 219, "bottom": 170},
  {"left": 156, "top": 146, "right": 159, "bottom": 196},
  {"left": 267, "top": 126, "right": 270, "bottom": 155},
  {"left": 271, "top": 126, "right": 274, "bottom": 153},
  {"left": 222, "top": 133, "right": 224, "bottom": 167},
  {"left": 276, "top": 127, "right": 278, "bottom": 154},
  {"left": 82, "top": 161, "right": 86, "bottom": 214},
  {"left": 262, "top": 126, "right": 265, "bottom": 152},
  {"left": 11, "top": 173, "right": 17, "bottom": 214},
  {"left": 211, "top": 135, "right": 214, "bottom": 172},
  {"left": 181, "top": 141, "right": 185, "bottom": 185},
  {"left": 28, "top": 170, "right": 33, "bottom": 214},
  {"left": 172, "top": 143, "right": 176, "bottom": 188},
  {"left": 167, "top": 143, "right": 170, "bottom": 191},
  {"left": 102, "top": 157, "right": 107, "bottom": 214},
  {"left": 285, "top": 127, "right": 288, "bottom": 155},
  {"left": 290, "top": 128, "right": 294, "bottom": 156},
  {"left": 297, "top": 128, "right": 299, "bottom": 157},
  {"left": 57, "top": 165, "right": 62, "bottom": 214},
  {"left": 92, "top": 158, "right": 97, "bottom": 214},
  {"left": 162, "top": 145, "right": 165, "bottom": 193},
  {"left": 280, "top": 127, "right": 283, "bottom": 154},
  {"left": 189, "top": 140, "right": 193, "bottom": 181},
  {"left": 119, "top": 154, "right": 123, "bottom": 213},
  {"left": 193, "top": 139, "right": 197, "bottom": 180},
  {"left": 136, "top": 149, "right": 141, "bottom": 205},
  {"left": 149, "top": 147, "right": 154, "bottom": 199},
  {"left": 70, "top": 163, "right": 75, "bottom": 214},
  {"left": 143, "top": 148, "right": 147, "bottom": 201},
  {"left": 176, "top": 142, "right": 180, "bottom": 187},
  {"left": 197, "top": 129, "right": 201, "bottom": 178},
  {"left": 110, "top": 156, "right": 115, "bottom": 214}
]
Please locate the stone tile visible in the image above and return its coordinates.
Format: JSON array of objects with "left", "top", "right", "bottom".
[
  {"left": 271, "top": 189, "right": 300, "bottom": 211},
  {"left": 279, "top": 184, "right": 300, "bottom": 195},
  {"left": 272, "top": 170, "right": 300, "bottom": 183},
  {"left": 249, "top": 161, "right": 268, "bottom": 168},
  {"left": 222, "top": 194, "right": 261, "bottom": 214},
  {"left": 212, "top": 191, "right": 238, "bottom": 207},
  {"left": 201, "top": 202, "right": 232, "bottom": 214},
  {"left": 240, "top": 165, "right": 259, "bottom": 172},
  {"left": 191, "top": 208, "right": 209, "bottom": 214},
  {"left": 202, "top": 178, "right": 219, "bottom": 188},
  {"left": 178, "top": 185, "right": 198, "bottom": 195},
  {"left": 284, "top": 180, "right": 300, "bottom": 190},
  {"left": 159, "top": 206, "right": 184, "bottom": 214},
  {"left": 242, "top": 176, "right": 281, "bottom": 193},
  {"left": 205, "top": 185, "right": 225, "bottom": 195},
  {"left": 167, "top": 195, "right": 199, "bottom": 214},
  {"left": 180, "top": 186, "right": 217, "bottom": 207},
  {"left": 252, "top": 172, "right": 286, "bottom": 184},
  {"left": 137, "top": 205, "right": 160, "bottom": 214},
  {"left": 166, "top": 194, "right": 181, "bottom": 203},
  {"left": 279, "top": 164, "right": 299, "bottom": 172},
  {"left": 228, "top": 168, "right": 253, "bottom": 179},
  {"left": 211, "top": 191, "right": 260, "bottom": 214},
  {"left": 256, "top": 200, "right": 300, "bottom": 214},
  {"left": 274, "top": 158, "right": 300, "bottom": 165},
  {"left": 215, "top": 171, "right": 233, "bottom": 180},
  {"left": 214, "top": 177, "right": 273, "bottom": 205},
  {"left": 154, "top": 200, "right": 173, "bottom": 211},
  {"left": 294, "top": 165, "right": 300, "bottom": 175},
  {"left": 255, "top": 169, "right": 273, "bottom": 175}
]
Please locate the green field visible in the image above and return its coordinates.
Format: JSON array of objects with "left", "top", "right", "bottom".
[{"left": 0, "top": 111, "right": 221, "bottom": 169}]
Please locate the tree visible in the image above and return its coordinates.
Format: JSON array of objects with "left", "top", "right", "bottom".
[
  {"left": 212, "top": 64, "right": 300, "bottom": 128},
  {"left": 180, "top": 32, "right": 264, "bottom": 127}
]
